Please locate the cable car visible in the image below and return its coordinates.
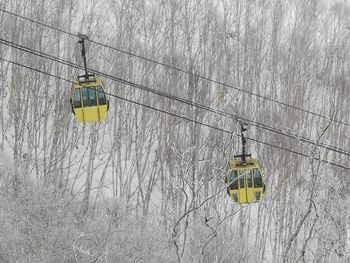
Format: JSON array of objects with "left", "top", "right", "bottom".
[
  {"left": 71, "top": 34, "right": 109, "bottom": 123},
  {"left": 225, "top": 123, "right": 266, "bottom": 204},
  {"left": 71, "top": 79, "right": 109, "bottom": 123},
  {"left": 226, "top": 158, "right": 265, "bottom": 203}
]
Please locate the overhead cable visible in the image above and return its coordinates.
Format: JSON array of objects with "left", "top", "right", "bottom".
[
  {"left": 1, "top": 37, "right": 349, "bottom": 157},
  {"left": 0, "top": 7, "right": 349, "bottom": 128},
  {"left": 0, "top": 56, "right": 349, "bottom": 171}
]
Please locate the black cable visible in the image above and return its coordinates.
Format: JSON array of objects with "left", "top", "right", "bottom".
[
  {"left": 1, "top": 37, "right": 350, "bottom": 158},
  {"left": 0, "top": 7, "right": 349, "bottom": 129},
  {"left": 0, "top": 56, "right": 349, "bottom": 171}
]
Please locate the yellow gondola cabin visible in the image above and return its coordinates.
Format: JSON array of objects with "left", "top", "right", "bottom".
[
  {"left": 226, "top": 158, "right": 265, "bottom": 204},
  {"left": 71, "top": 79, "right": 109, "bottom": 123}
]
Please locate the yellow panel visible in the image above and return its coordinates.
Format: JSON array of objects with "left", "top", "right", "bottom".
[
  {"left": 229, "top": 158, "right": 260, "bottom": 169},
  {"left": 228, "top": 189, "right": 239, "bottom": 202},
  {"left": 73, "top": 106, "right": 108, "bottom": 123},
  {"left": 228, "top": 188, "right": 265, "bottom": 204},
  {"left": 246, "top": 169, "right": 255, "bottom": 203},
  {"left": 98, "top": 105, "right": 108, "bottom": 121},
  {"left": 254, "top": 188, "right": 264, "bottom": 202},
  {"left": 82, "top": 106, "right": 109, "bottom": 122},
  {"left": 83, "top": 107, "right": 98, "bottom": 122},
  {"left": 237, "top": 169, "right": 247, "bottom": 203},
  {"left": 73, "top": 79, "right": 103, "bottom": 89},
  {"left": 73, "top": 108, "right": 84, "bottom": 123}
]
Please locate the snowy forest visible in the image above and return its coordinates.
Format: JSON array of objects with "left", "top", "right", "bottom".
[{"left": 0, "top": 0, "right": 350, "bottom": 262}]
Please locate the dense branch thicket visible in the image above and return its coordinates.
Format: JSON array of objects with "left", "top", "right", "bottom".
[{"left": 0, "top": 0, "right": 349, "bottom": 262}]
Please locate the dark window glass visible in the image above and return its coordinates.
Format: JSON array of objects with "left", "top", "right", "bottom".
[
  {"left": 247, "top": 169, "right": 253, "bottom": 188},
  {"left": 239, "top": 170, "right": 245, "bottom": 188},
  {"left": 82, "top": 87, "right": 88, "bottom": 107},
  {"left": 255, "top": 192, "right": 261, "bottom": 200},
  {"left": 229, "top": 171, "right": 238, "bottom": 190},
  {"left": 233, "top": 193, "right": 238, "bottom": 202},
  {"left": 88, "top": 87, "right": 97, "bottom": 106},
  {"left": 98, "top": 86, "right": 107, "bottom": 105},
  {"left": 73, "top": 89, "right": 82, "bottom": 108},
  {"left": 254, "top": 169, "right": 263, "bottom": 188}
]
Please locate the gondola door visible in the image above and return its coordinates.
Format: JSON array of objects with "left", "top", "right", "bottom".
[
  {"left": 237, "top": 169, "right": 247, "bottom": 203},
  {"left": 246, "top": 169, "right": 255, "bottom": 202}
]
